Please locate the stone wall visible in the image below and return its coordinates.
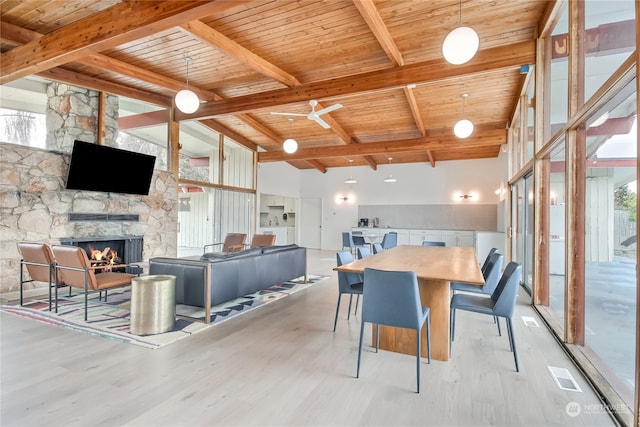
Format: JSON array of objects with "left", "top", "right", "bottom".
[
  {"left": 0, "top": 142, "right": 178, "bottom": 293},
  {"left": 46, "top": 83, "right": 118, "bottom": 150}
]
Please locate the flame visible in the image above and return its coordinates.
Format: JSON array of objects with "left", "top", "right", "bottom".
[{"left": 87, "top": 244, "right": 118, "bottom": 270}]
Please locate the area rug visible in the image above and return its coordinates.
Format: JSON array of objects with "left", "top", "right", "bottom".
[{"left": 1, "top": 274, "right": 328, "bottom": 349}]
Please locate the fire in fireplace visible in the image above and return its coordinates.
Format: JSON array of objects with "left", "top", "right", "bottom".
[
  {"left": 87, "top": 244, "right": 122, "bottom": 271},
  {"left": 60, "top": 236, "right": 144, "bottom": 274}
]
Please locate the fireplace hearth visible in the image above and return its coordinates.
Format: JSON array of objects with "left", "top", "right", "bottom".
[{"left": 60, "top": 235, "right": 143, "bottom": 274}]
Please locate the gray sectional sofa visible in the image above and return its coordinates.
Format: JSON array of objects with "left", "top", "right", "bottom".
[{"left": 148, "top": 244, "right": 307, "bottom": 321}]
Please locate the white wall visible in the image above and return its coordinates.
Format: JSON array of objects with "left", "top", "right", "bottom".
[
  {"left": 258, "top": 154, "right": 508, "bottom": 250},
  {"left": 307, "top": 157, "right": 507, "bottom": 250},
  {"left": 257, "top": 161, "right": 302, "bottom": 198}
]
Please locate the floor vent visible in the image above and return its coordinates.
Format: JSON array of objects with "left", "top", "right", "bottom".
[
  {"left": 521, "top": 316, "right": 539, "bottom": 327},
  {"left": 548, "top": 366, "right": 583, "bottom": 392},
  {"left": 68, "top": 213, "right": 139, "bottom": 222}
]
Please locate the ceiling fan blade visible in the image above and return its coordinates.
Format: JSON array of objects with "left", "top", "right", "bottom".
[
  {"left": 313, "top": 116, "right": 331, "bottom": 129},
  {"left": 270, "top": 112, "right": 308, "bottom": 117},
  {"left": 315, "top": 103, "right": 343, "bottom": 116}
]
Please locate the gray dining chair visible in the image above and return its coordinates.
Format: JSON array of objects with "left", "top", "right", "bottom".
[
  {"left": 451, "top": 252, "right": 504, "bottom": 295},
  {"left": 357, "top": 246, "right": 371, "bottom": 259},
  {"left": 480, "top": 248, "right": 501, "bottom": 271},
  {"left": 381, "top": 232, "right": 397, "bottom": 249},
  {"left": 421, "top": 241, "right": 445, "bottom": 247},
  {"left": 450, "top": 262, "right": 522, "bottom": 372},
  {"left": 372, "top": 243, "right": 384, "bottom": 254},
  {"left": 333, "top": 251, "right": 364, "bottom": 332},
  {"left": 356, "top": 267, "right": 431, "bottom": 393}
]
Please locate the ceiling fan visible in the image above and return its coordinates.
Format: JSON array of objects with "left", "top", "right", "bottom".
[{"left": 270, "top": 100, "right": 342, "bottom": 129}]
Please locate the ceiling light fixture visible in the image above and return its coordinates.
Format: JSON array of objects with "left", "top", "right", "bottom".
[
  {"left": 383, "top": 157, "right": 397, "bottom": 183},
  {"left": 175, "top": 57, "right": 200, "bottom": 114},
  {"left": 442, "top": 0, "right": 479, "bottom": 65},
  {"left": 283, "top": 117, "right": 298, "bottom": 154},
  {"left": 454, "top": 93, "right": 473, "bottom": 138},
  {"left": 345, "top": 159, "right": 357, "bottom": 184}
]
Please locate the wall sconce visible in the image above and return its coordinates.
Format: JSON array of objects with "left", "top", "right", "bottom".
[
  {"left": 335, "top": 193, "right": 355, "bottom": 204},
  {"left": 455, "top": 192, "right": 478, "bottom": 201}
]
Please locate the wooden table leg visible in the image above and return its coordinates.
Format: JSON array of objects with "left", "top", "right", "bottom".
[{"left": 372, "top": 278, "right": 450, "bottom": 361}]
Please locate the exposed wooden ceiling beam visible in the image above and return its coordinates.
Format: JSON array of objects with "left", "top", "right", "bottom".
[
  {"left": 426, "top": 151, "right": 436, "bottom": 168},
  {"left": 236, "top": 113, "right": 280, "bottom": 143},
  {"left": 180, "top": 20, "right": 301, "bottom": 87},
  {"left": 258, "top": 129, "right": 506, "bottom": 162},
  {"left": 180, "top": 40, "right": 536, "bottom": 120},
  {"left": 1, "top": 1, "right": 250, "bottom": 85},
  {"left": 38, "top": 67, "right": 172, "bottom": 107},
  {"left": 352, "top": 0, "right": 404, "bottom": 67},
  {"left": 362, "top": 156, "right": 378, "bottom": 170},
  {"left": 306, "top": 159, "right": 328, "bottom": 173},
  {"left": 199, "top": 119, "right": 257, "bottom": 151},
  {"left": 179, "top": 17, "right": 353, "bottom": 147},
  {"left": 118, "top": 110, "right": 169, "bottom": 130}
]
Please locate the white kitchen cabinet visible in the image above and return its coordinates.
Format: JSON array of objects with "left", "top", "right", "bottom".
[
  {"left": 409, "top": 229, "right": 441, "bottom": 245},
  {"left": 441, "top": 230, "right": 475, "bottom": 247},
  {"left": 259, "top": 227, "right": 287, "bottom": 245},
  {"left": 283, "top": 197, "right": 296, "bottom": 213},
  {"left": 286, "top": 227, "right": 296, "bottom": 244},
  {"left": 265, "top": 195, "right": 284, "bottom": 207}
]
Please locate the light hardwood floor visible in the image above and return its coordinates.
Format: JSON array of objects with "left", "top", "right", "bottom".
[{"left": 1, "top": 250, "right": 617, "bottom": 426}]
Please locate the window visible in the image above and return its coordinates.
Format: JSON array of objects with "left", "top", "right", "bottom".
[{"left": 583, "top": 80, "right": 637, "bottom": 406}]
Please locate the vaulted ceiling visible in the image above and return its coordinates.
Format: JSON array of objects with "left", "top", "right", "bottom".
[{"left": 0, "top": 0, "right": 551, "bottom": 172}]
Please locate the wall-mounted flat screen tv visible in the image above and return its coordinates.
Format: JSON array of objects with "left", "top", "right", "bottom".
[{"left": 65, "top": 140, "right": 156, "bottom": 195}]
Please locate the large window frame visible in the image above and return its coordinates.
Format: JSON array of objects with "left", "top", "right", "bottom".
[{"left": 508, "top": 1, "right": 638, "bottom": 423}]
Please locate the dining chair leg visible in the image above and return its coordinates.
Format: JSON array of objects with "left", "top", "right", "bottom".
[
  {"left": 496, "top": 317, "right": 502, "bottom": 336},
  {"left": 416, "top": 329, "right": 421, "bottom": 393},
  {"left": 375, "top": 324, "right": 380, "bottom": 352},
  {"left": 450, "top": 308, "right": 456, "bottom": 343},
  {"left": 354, "top": 294, "right": 360, "bottom": 316},
  {"left": 333, "top": 294, "right": 342, "bottom": 332},
  {"left": 347, "top": 294, "right": 353, "bottom": 320},
  {"left": 426, "top": 315, "right": 431, "bottom": 364},
  {"left": 356, "top": 320, "right": 365, "bottom": 378},
  {"left": 505, "top": 316, "right": 514, "bottom": 352},
  {"left": 506, "top": 318, "right": 519, "bottom": 372}
]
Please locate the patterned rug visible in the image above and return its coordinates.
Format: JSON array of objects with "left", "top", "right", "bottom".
[{"left": 1, "top": 274, "right": 328, "bottom": 349}]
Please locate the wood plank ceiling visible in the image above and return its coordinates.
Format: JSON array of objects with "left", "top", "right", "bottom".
[{"left": 0, "top": 0, "right": 550, "bottom": 172}]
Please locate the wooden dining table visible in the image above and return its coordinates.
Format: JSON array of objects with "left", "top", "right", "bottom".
[{"left": 334, "top": 245, "right": 484, "bottom": 361}]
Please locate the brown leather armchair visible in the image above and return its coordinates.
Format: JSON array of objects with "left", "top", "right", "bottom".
[
  {"left": 248, "top": 234, "right": 276, "bottom": 248},
  {"left": 203, "top": 233, "right": 247, "bottom": 253},
  {"left": 17, "top": 242, "right": 58, "bottom": 309},
  {"left": 51, "top": 245, "right": 137, "bottom": 320}
]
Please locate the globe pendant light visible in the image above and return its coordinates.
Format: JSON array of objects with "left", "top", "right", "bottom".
[
  {"left": 283, "top": 118, "right": 298, "bottom": 154},
  {"left": 383, "top": 157, "right": 397, "bottom": 183},
  {"left": 175, "top": 57, "right": 200, "bottom": 114},
  {"left": 442, "top": 0, "right": 479, "bottom": 65},
  {"left": 454, "top": 93, "right": 474, "bottom": 138},
  {"left": 345, "top": 159, "right": 357, "bottom": 184}
]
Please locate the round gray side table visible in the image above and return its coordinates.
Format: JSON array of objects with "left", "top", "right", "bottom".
[{"left": 130, "top": 274, "right": 176, "bottom": 336}]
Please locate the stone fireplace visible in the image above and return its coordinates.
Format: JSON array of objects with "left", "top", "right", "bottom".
[
  {"left": 0, "top": 143, "right": 179, "bottom": 293},
  {"left": 60, "top": 235, "right": 144, "bottom": 275}
]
